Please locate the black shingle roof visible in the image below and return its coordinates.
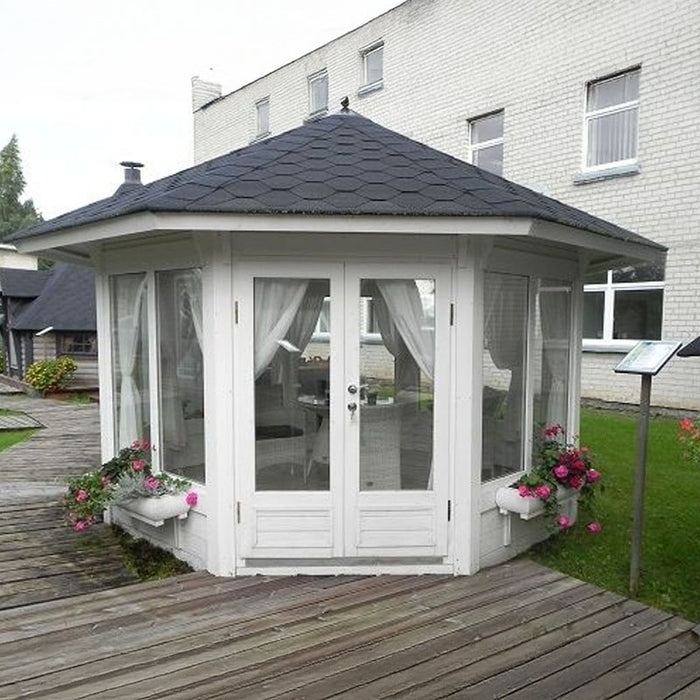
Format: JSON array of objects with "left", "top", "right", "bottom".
[
  {"left": 13, "top": 263, "right": 96, "bottom": 331},
  {"left": 10, "top": 110, "right": 663, "bottom": 251},
  {"left": 0, "top": 268, "right": 50, "bottom": 298}
]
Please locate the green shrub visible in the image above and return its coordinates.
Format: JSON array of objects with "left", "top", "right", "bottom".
[{"left": 25, "top": 356, "right": 78, "bottom": 393}]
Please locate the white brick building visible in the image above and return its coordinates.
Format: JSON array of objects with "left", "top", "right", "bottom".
[{"left": 192, "top": 0, "right": 700, "bottom": 410}]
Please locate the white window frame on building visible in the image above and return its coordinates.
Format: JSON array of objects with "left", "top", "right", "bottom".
[
  {"left": 255, "top": 97, "right": 270, "bottom": 140},
  {"left": 307, "top": 70, "right": 329, "bottom": 118},
  {"left": 468, "top": 111, "right": 504, "bottom": 176},
  {"left": 358, "top": 40, "right": 384, "bottom": 96},
  {"left": 583, "top": 265, "right": 664, "bottom": 352},
  {"left": 582, "top": 68, "right": 640, "bottom": 175}
]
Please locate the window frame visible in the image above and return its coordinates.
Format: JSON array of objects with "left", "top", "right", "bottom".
[
  {"left": 57, "top": 331, "right": 97, "bottom": 357},
  {"left": 307, "top": 69, "right": 329, "bottom": 118},
  {"left": 582, "top": 68, "right": 640, "bottom": 173},
  {"left": 583, "top": 269, "right": 664, "bottom": 352},
  {"left": 255, "top": 97, "right": 270, "bottom": 140},
  {"left": 468, "top": 110, "right": 504, "bottom": 176},
  {"left": 358, "top": 40, "right": 384, "bottom": 96}
]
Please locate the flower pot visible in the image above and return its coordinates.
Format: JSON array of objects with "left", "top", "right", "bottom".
[
  {"left": 495, "top": 485, "right": 577, "bottom": 520},
  {"left": 116, "top": 493, "right": 191, "bottom": 528}
]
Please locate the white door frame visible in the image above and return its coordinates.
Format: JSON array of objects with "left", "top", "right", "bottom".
[{"left": 233, "top": 259, "right": 453, "bottom": 567}]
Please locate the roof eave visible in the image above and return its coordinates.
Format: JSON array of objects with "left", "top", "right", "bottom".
[{"left": 13, "top": 210, "right": 664, "bottom": 265}]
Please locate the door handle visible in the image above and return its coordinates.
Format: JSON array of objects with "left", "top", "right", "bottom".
[
  {"left": 347, "top": 402, "right": 358, "bottom": 417},
  {"left": 347, "top": 384, "right": 358, "bottom": 394}
]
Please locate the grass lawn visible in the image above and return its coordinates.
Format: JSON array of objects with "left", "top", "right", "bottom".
[
  {"left": 0, "top": 428, "right": 37, "bottom": 451},
  {"left": 529, "top": 408, "right": 700, "bottom": 622}
]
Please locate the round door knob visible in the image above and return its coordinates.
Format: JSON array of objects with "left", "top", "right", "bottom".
[{"left": 347, "top": 384, "right": 358, "bottom": 394}]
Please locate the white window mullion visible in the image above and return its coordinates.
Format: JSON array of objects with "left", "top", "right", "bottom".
[
  {"left": 602, "top": 274, "right": 615, "bottom": 341},
  {"left": 146, "top": 270, "right": 162, "bottom": 472}
]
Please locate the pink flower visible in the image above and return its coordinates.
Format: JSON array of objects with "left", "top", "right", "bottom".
[
  {"left": 543, "top": 425, "right": 563, "bottom": 438},
  {"left": 144, "top": 476, "right": 160, "bottom": 491},
  {"left": 554, "top": 465, "right": 568, "bottom": 479},
  {"left": 569, "top": 475, "right": 585, "bottom": 490},
  {"left": 185, "top": 491, "right": 198, "bottom": 507},
  {"left": 534, "top": 484, "right": 552, "bottom": 500},
  {"left": 586, "top": 469, "right": 601, "bottom": 483},
  {"left": 679, "top": 418, "right": 694, "bottom": 433},
  {"left": 101, "top": 476, "right": 111, "bottom": 489},
  {"left": 76, "top": 489, "right": 89, "bottom": 502},
  {"left": 73, "top": 520, "right": 90, "bottom": 532},
  {"left": 132, "top": 439, "right": 151, "bottom": 450},
  {"left": 558, "top": 515, "right": 572, "bottom": 529},
  {"left": 587, "top": 521, "right": 602, "bottom": 534},
  {"left": 131, "top": 459, "right": 146, "bottom": 472},
  {"left": 517, "top": 484, "right": 532, "bottom": 498}
]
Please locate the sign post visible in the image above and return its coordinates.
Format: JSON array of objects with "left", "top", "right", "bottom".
[{"left": 614, "top": 340, "right": 681, "bottom": 597}]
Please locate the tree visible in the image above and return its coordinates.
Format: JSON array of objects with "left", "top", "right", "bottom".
[{"left": 0, "top": 135, "right": 42, "bottom": 240}]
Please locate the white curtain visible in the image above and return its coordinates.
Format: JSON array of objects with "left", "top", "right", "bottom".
[
  {"left": 539, "top": 283, "right": 571, "bottom": 426},
  {"left": 254, "top": 279, "right": 309, "bottom": 379},
  {"left": 183, "top": 269, "right": 203, "bottom": 348},
  {"left": 115, "top": 275, "right": 147, "bottom": 448},
  {"left": 371, "top": 290, "right": 402, "bottom": 358},
  {"left": 484, "top": 273, "right": 527, "bottom": 441},
  {"left": 375, "top": 280, "right": 434, "bottom": 380}
]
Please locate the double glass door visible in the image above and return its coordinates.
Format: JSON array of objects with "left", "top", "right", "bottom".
[{"left": 235, "top": 262, "right": 450, "bottom": 560}]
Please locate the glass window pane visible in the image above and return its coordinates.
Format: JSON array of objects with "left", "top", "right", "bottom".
[
  {"left": 587, "top": 107, "right": 638, "bottom": 166},
  {"left": 158, "top": 269, "right": 205, "bottom": 484},
  {"left": 588, "top": 70, "right": 639, "bottom": 110},
  {"left": 310, "top": 74, "right": 328, "bottom": 113},
  {"left": 360, "top": 279, "right": 434, "bottom": 491},
  {"left": 256, "top": 99, "right": 269, "bottom": 135},
  {"left": 111, "top": 273, "right": 149, "bottom": 449},
  {"left": 365, "top": 47, "right": 383, "bottom": 84},
  {"left": 612, "top": 262, "right": 665, "bottom": 283},
  {"left": 471, "top": 112, "right": 504, "bottom": 144},
  {"left": 533, "top": 280, "right": 571, "bottom": 441},
  {"left": 255, "top": 278, "right": 330, "bottom": 491},
  {"left": 613, "top": 289, "right": 663, "bottom": 340},
  {"left": 482, "top": 273, "right": 528, "bottom": 482},
  {"left": 583, "top": 291, "right": 605, "bottom": 339},
  {"left": 473, "top": 142, "right": 504, "bottom": 175},
  {"left": 584, "top": 270, "right": 608, "bottom": 284}
]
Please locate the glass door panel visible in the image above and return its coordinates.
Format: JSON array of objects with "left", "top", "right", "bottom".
[
  {"left": 358, "top": 279, "right": 435, "bottom": 491},
  {"left": 253, "top": 278, "right": 330, "bottom": 491}
]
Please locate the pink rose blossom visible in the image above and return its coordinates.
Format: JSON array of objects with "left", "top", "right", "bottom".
[
  {"left": 587, "top": 521, "right": 602, "bottom": 534},
  {"left": 144, "top": 476, "right": 160, "bottom": 491},
  {"left": 569, "top": 475, "right": 585, "bottom": 490},
  {"left": 558, "top": 515, "right": 572, "bottom": 529},
  {"left": 586, "top": 469, "right": 601, "bottom": 483},
  {"left": 132, "top": 439, "right": 151, "bottom": 450},
  {"left": 543, "top": 425, "right": 563, "bottom": 438},
  {"left": 76, "top": 489, "right": 89, "bottom": 502},
  {"left": 517, "top": 484, "right": 532, "bottom": 498},
  {"left": 534, "top": 484, "right": 552, "bottom": 500},
  {"left": 73, "top": 520, "right": 90, "bottom": 532},
  {"left": 131, "top": 459, "right": 146, "bottom": 472},
  {"left": 185, "top": 491, "right": 198, "bottom": 507},
  {"left": 554, "top": 465, "right": 568, "bottom": 479}
]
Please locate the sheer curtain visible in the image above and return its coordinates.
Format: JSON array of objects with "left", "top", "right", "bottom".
[
  {"left": 254, "top": 279, "right": 309, "bottom": 379},
  {"left": 375, "top": 280, "right": 434, "bottom": 380},
  {"left": 113, "top": 275, "right": 148, "bottom": 448},
  {"left": 539, "top": 282, "right": 571, "bottom": 426}
]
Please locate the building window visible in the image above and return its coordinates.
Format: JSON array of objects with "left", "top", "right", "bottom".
[
  {"left": 255, "top": 97, "right": 270, "bottom": 138},
  {"left": 358, "top": 41, "right": 384, "bottom": 95},
  {"left": 469, "top": 111, "right": 504, "bottom": 176},
  {"left": 584, "top": 68, "right": 639, "bottom": 170},
  {"left": 583, "top": 262, "right": 664, "bottom": 348},
  {"left": 308, "top": 70, "right": 328, "bottom": 117},
  {"left": 59, "top": 332, "right": 97, "bottom": 356}
]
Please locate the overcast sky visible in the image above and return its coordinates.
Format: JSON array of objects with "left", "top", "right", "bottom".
[{"left": 1, "top": 0, "right": 405, "bottom": 219}]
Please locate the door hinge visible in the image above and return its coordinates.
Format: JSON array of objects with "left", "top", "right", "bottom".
[
  {"left": 236, "top": 501, "right": 241, "bottom": 523},
  {"left": 234, "top": 301, "right": 239, "bottom": 324},
  {"left": 447, "top": 500, "right": 452, "bottom": 522},
  {"left": 449, "top": 303, "right": 454, "bottom": 326}
]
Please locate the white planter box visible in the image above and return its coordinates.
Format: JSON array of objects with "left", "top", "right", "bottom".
[
  {"left": 116, "top": 493, "right": 191, "bottom": 528},
  {"left": 495, "top": 485, "right": 576, "bottom": 520}
]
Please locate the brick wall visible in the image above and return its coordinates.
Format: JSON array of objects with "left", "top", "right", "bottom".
[{"left": 194, "top": 0, "right": 700, "bottom": 408}]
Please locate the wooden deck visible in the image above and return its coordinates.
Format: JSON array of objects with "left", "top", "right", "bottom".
[
  {"left": 0, "top": 560, "right": 696, "bottom": 698},
  {"left": 0, "top": 392, "right": 698, "bottom": 697}
]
